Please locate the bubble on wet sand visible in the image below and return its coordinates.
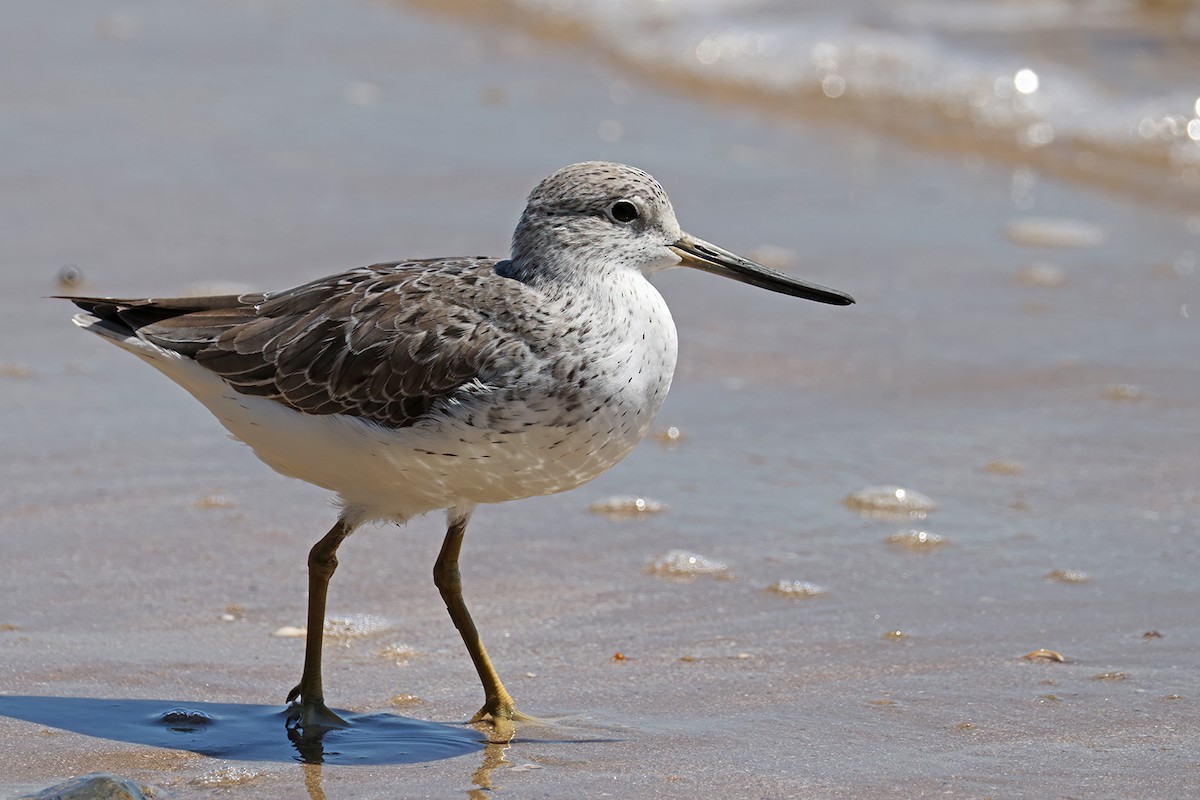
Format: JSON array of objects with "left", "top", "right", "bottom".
[
  {"left": 1006, "top": 217, "right": 1106, "bottom": 248},
  {"left": 653, "top": 425, "right": 686, "bottom": 447},
  {"left": 57, "top": 264, "right": 83, "bottom": 288},
  {"left": 885, "top": 529, "right": 948, "bottom": 550},
  {"left": 844, "top": 485, "right": 937, "bottom": 519},
  {"left": 590, "top": 495, "right": 669, "bottom": 518},
  {"left": 766, "top": 579, "right": 826, "bottom": 598},
  {"left": 194, "top": 767, "right": 263, "bottom": 787},
  {"left": 647, "top": 549, "right": 729, "bottom": 579},
  {"left": 157, "top": 707, "right": 216, "bottom": 731},
  {"left": 193, "top": 493, "right": 235, "bottom": 510},
  {"left": 379, "top": 642, "right": 417, "bottom": 663},
  {"left": 1105, "top": 383, "right": 1143, "bottom": 401},
  {"left": 1046, "top": 568, "right": 1090, "bottom": 584},
  {"left": 324, "top": 613, "right": 393, "bottom": 638}
]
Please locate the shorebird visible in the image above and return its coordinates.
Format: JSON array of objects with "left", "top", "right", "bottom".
[{"left": 62, "top": 162, "right": 853, "bottom": 736}]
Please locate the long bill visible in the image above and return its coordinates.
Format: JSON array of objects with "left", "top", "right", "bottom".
[{"left": 669, "top": 233, "right": 855, "bottom": 306}]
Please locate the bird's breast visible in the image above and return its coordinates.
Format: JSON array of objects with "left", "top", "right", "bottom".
[{"left": 415, "top": 274, "right": 679, "bottom": 503}]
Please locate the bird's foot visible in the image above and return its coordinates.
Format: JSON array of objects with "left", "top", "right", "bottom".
[
  {"left": 469, "top": 700, "right": 546, "bottom": 743},
  {"left": 285, "top": 685, "right": 351, "bottom": 732}
]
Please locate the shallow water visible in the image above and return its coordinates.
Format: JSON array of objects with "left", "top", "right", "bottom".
[
  {"left": 414, "top": 0, "right": 1200, "bottom": 211},
  {"left": 0, "top": 697, "right": 482, "bottom": 766}
]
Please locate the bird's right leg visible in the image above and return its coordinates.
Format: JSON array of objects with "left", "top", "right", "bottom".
[{"left": 286, "top": 516, "right": 353, "bottom": 730}]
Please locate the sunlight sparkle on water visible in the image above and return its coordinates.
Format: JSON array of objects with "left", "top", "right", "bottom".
[{"left": 1014, "top": 68, "right": 1039, "bottom": 95}]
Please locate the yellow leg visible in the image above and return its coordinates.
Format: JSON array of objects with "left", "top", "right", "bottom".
[
  {"left": 286, "top": 516, "right": 352, "bottom": 730},
  {"left": 433, "top": 510, "right": 519, "bottom": 729}
]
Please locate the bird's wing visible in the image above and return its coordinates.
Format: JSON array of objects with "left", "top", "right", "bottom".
[{"left": 66, "top": 259, "right": 541, "bottom": 429}]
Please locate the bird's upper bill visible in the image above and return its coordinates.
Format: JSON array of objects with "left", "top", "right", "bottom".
[{"left": 669, "top": 234, "right": 855, "bottom": 306}]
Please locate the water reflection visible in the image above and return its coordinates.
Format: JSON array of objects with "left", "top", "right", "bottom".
[{"left": 0, "top": 696, "right": 483, "bottom": 765}]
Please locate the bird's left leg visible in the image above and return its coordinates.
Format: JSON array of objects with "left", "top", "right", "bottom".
[{"left": 433, "top": 507, "right": 521, "bottom": 732}]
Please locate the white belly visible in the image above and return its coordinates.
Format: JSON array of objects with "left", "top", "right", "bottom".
[{"left": 124, "top": 274, "right": 679, "bottom": 525}]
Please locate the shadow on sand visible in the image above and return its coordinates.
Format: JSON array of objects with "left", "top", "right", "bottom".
[{"left": 0, "top": 695, "right": 484, "bottom": 765}]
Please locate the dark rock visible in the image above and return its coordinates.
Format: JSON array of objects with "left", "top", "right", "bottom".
[{"left": 25, "top": 773, "right": 154, "bottom": 800}]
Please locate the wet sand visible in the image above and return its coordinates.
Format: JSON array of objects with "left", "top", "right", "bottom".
[{"left": 2, "top": 1, "right": 1199, "bottom": 797}]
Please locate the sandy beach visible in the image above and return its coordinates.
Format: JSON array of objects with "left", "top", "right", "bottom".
[{"left": 2, "top": 1, "right": 1199, "bottom": 797}]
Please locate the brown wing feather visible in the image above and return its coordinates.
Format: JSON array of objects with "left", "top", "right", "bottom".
[{"left": 65, "top": 259, "right": 543, "bottom": 429}]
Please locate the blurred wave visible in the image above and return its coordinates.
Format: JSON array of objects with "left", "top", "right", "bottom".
[{"left": 409, "top": 0, "right": 1200, "bottom": 210}]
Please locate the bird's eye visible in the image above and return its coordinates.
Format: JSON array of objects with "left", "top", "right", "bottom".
[{"left": 609, "top": 200, "right": 639, "bottom": 224}]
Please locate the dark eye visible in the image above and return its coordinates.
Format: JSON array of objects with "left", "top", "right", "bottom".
[{"left": 609, "top": 200, "right": 639, "bottom": 223}]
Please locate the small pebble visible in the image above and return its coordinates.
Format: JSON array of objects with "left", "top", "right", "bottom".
[
  {"left": 1022, "top": 648, "right": 1066, "bottom": 662},
  {"left": 30, "top": 773, "right": 154, "bottom": 800},
  {"left": 1090, "top": 671, "right": 1129, "bottom": 681},
  {"left": 983, "top": 460, "right": 1024, "bottom": 475},
  {"left": 273, "top": 625, "right": 306, "bottom": 638}
]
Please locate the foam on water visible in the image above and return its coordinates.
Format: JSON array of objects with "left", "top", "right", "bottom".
[{"left": 463, "top": 0, "right": 1200, "bottom": 209}]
